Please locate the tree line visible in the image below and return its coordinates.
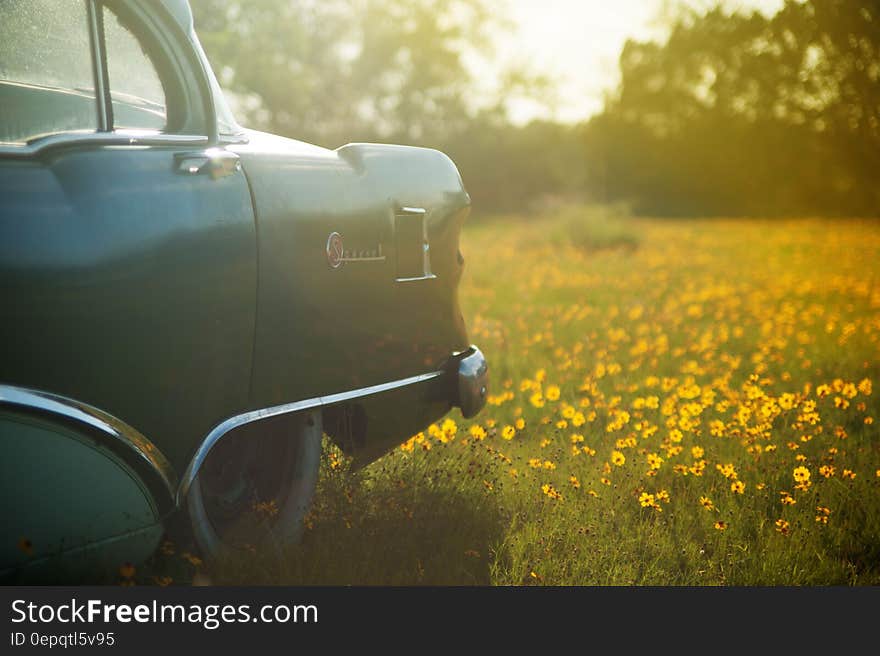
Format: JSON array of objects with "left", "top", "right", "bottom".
[{"left": 193, "top": 0, "right": 879, "bottom": 218}]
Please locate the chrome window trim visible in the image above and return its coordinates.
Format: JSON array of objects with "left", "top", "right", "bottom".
[
  {"left": 0, "top": 0, "right": 219, "bottom": 158},
  {"left": 219, "top": 132, "right": 250, "bottom": 145},
  {"left": 0, "top": 385, "right": 177, "bottom": 506},
  {"left": 0, "top": 131, "right": 210, "bottom": 158},
  {"left": 176, "top": 370, "right": 446, "bottom": 505},
  {"left": 86, "top": 0, "right": 110, "bottom": 132}
]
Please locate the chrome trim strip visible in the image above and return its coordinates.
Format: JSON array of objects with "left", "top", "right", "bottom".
[
  {"left": 395, "top": 274, "right": 438, "bottom": 283},
  {"left": 341, "top": 256, "right": 387, "bottom": 263},
  {"left": 219, "top": 132, "right": 250, "bottom": 145},
  {"left": 399, "top": 206, "right": 427, "bottom": 215},
  {"left": 0, "top": 385, "right": 177, "bottom": 505},
  {"left": 112, "top": 130, "right": 210, "bottom": 144},
  {"left": 0, "top": 132, "right": 210, "bottom": 158},
  {"left": 1, "top": 387, "right": 115, "bottom": 437},
  {"left": 176, "top": 370, "right": 446, "bottom": 505}
]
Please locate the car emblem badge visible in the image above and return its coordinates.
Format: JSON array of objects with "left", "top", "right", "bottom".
[
  {"left": 326, "top": 231, "right": 385, "bottom": 268},
  {"left": 326, "top": 232, "right": 344, "bottom": 268}
]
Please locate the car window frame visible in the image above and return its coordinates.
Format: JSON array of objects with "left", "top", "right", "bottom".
[{"left": 0, "top": 0, "right": 218, "bottom": 158}]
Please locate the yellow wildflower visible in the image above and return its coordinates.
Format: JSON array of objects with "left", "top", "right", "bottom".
[
  {"left": 793, "top": 466, "right": 811, "bottom": 483},
  {"left": 819, "top": 465, "right": 835, "bottom": 478},
  {"left": 541, "top": 483, "right": 563, "bottom": 500}
]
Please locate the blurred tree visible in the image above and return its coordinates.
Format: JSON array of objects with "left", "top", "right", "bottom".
[
  {"left": 444, "top": 116, "right": 588, "bottom": 212},
  {"left": 193, "top": 0, "right": 503, "bottom": 146},
  {"left": 191, "top": 0, "right": 880, "bottom": 218},
  {"left": 583, "top": 0, "right": 880, "bottom": 217},
  {"left": 191, "top": 0, "right": 582, "bottom": 213}
]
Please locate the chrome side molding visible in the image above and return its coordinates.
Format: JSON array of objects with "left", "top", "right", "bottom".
[{"left": 176, "top": 370, "right": 446, "bottom": 505}]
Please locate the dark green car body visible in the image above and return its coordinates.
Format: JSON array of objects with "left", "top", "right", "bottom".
[{"left": 0, "top": 0, "right": 486, "bottom": 582}]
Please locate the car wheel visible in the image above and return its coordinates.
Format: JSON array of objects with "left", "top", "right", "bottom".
[{"left": 186, "top": 409, "right": 322, "bottom": 562}]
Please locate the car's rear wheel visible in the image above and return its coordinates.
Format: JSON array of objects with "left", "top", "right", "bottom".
[{"left": 186, "top": 410, "right": 322, "bottom": 562}]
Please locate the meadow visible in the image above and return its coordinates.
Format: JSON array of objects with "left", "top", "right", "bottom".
[{"left": 155, "top": 207, "right": 880, "bottom": 586}]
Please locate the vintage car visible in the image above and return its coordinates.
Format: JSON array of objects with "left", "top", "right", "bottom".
[{"left": 0, "top": 0, "right": 487, "bottom": 582}]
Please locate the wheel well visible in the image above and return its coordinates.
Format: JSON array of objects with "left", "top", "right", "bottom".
[{"left": 322, "top": 403, "right": 368, "bottom": 455}]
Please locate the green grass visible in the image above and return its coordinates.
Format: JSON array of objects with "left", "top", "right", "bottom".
[
  {"left": 143, "top": 208, "right": 880, "bottom": 586},
  {"left": 546, "top": 203, "right": 639, "bottom": 254}
]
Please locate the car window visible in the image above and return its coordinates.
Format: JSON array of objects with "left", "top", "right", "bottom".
[
  {"left": 102, "top": 5, "right": 168, "bottom": 132},
  {"left": 0, "top": 0, "right": 97, "bottom": 145}
]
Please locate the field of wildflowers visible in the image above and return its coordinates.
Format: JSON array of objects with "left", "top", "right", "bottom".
[{"left": 154, "top": 210, "right": 880, "bottom": 586}]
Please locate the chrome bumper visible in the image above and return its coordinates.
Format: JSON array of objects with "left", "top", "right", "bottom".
[{"left": 454, "top": 346, "right": 489, "bottom": 419}]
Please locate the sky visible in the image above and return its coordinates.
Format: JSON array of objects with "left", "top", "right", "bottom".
[{"left": 486, "top": 0, "right": 786, "bottom": 124}]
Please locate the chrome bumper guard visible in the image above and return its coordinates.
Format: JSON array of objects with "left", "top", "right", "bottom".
[{"left": 454, "top": 346, "right": 489, "bottom": 419}]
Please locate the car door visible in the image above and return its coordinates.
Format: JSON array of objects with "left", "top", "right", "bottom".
[{"left": 0, "top": 0, "right": 257, "bottom": 470}]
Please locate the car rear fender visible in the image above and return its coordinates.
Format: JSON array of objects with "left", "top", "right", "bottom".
[{"left": 233, "top": 131, "right": 473, "bottom": 409}]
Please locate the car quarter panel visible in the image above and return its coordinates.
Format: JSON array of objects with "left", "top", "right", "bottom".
[{"left": 233, "top": 130, "right": 472, "bottom": 419}]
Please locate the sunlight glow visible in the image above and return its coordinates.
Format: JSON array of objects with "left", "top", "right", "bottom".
[{"left": 488, "top": 0, "right": 786, "bottom": 124}]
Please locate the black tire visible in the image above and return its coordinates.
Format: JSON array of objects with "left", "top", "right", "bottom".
[{"left": 186, "top": 410, "right": 322, "bottom": 562}]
